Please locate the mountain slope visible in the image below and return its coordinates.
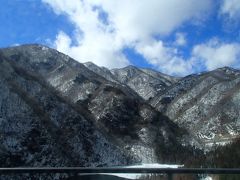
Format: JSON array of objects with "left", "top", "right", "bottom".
[
  {"left": 150, "top": 67, "right": 240, "bottom": 148},
  {"left": 84, "top": 62, "right": 179, "bottom": 101},
  {"left": 0, "top": 54, "right": 131, "bottom": 168},
  {"left": 1, "top": 43, "right": 239, "bottom": 170},
  {"left": 83, "top": 62, "right": 119, "bottom": 83},
  {"left": 111, "top": 65, "right": 177, "bottom": 100},
  {"left": 0, "top": 44, "right": 186, "bottom": 166}
]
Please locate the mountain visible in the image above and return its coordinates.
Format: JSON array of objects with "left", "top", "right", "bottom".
[
  {"left": 84, "top": 60, "right": 240, "bottom": 149},
  {"left": 0, "top": 51, "right": 131, "bottom": 168},
  {"left": 0, "top": 44, "right": 240, "bottom": 179},
  {"left": 83, "top": 62, "right": 119, "bottom": 83},
  {"left": 84, "top": 62, "right": 179, "bottom": 101},
  {"left": 0, "top": 44, "right": 187, "bottom": 171},
  {"left": 150, "top": 67, "right": 240, "bottom": 148},
  {"left": 111, "top": 65, "right": 178, "bottom": 100}
]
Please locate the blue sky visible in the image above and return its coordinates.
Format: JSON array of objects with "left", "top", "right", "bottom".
[
  {"left": 0, "top": 0, "right": 240, "bottom": 76},
  {"left": 0, "top": 0, "right": 75, "bottom": 47}
]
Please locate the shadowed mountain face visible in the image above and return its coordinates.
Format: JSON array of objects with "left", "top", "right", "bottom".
[
  {"left": 0, "top": 53, "right": 131, "bottom": 168},
  {"left": 0, "top": 44, "right": 186, "bottom": 171}
]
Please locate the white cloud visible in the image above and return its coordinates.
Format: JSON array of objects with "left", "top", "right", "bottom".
[
  {"left": 90, "top": 0, "right": 212, "bottom": 39},
  {"left": 135, "top": 39, "right": 195, "bottom": 76},
  {"left": 54, "top": 31, "right": 72, "bottom": 53},
  {"left": 42, "top": 0, "right": 212, "bottom": 74},
  {"left": 54, "top": 31, "right": 129, "bottom": 68},
  {"left": 220, "top": 0, "right": 240, "bottom": 20},
  {"left": 175, "top": 33, "right": 187, "bottom": 46},
  {"left": 193, "top": 39, "right": 240, "bottom": 70}
]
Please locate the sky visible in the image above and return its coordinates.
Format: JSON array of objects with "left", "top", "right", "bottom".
[{"left": 0, "top": 0, "right": 240, "bottom": 76}]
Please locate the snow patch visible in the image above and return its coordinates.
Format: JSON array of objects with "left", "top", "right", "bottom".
[
  {"left": 226, "top": 125, "right": 238, "bottom": 136},
  {"left": 200, "top": 176, "right": 212, "bottom": 180},
  {"left": 41, "top": 46, "right": 49, "bottom": 51},
  {"left": 205, "top": 141, "right": 231, "bottom": 148},
  {"left": 100, "top": 164, "right": 184, "bottom": 180}
]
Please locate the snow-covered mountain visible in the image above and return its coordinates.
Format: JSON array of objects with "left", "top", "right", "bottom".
[
  {"left": 111, "top": 66, "right": 178, "bottom": 100},
  {"left": 150, "top": 67, "right": 240, "bottom": 148},
  {"left": 0, "top": 44, "right": 240, "bottom": 179},
  {"left": 84, "top": 62, "right": 178, "bottom": 101},
  {"left": 0, "top": 50, "right": 131, "bottom": 168},
  {"left": 84, "top": 59, "right": 240, "bottom": 149},
  {"left": 0, "top": 44, "right": 187, "bottom": 171},
  {"left": 83, "top": 61, "right": 119, "bottom": 83}
]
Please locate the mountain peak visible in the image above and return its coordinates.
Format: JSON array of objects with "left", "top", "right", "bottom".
[
  {"left": 6, "top": 43, "right": 50, "bottom": 50},
  {"left": 214, "top": 66, "right": 240, "bottom": 77},
  {"left": 123, "top": 65, "right": 140, "bottom": 70},
  {"left": 216, "top": 66, "right": 238, "bottom": 72},
  {"left": 83, "top": 61, "right": 96, "bottom": 67}
]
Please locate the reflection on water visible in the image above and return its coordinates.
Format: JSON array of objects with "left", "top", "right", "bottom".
[
  {"left": 66, "top": 163, "right": 183, "bottom": 180},
  {"left": 67, "top": 174, "right": 133, "bottom": 180}
]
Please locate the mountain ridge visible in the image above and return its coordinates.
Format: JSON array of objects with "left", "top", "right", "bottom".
[
  {"left": 0, "top": 44, "right": 190, "bottom": 171},
  {"left": 0, "top": 44, "right": 239, "bottom": 178}
]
